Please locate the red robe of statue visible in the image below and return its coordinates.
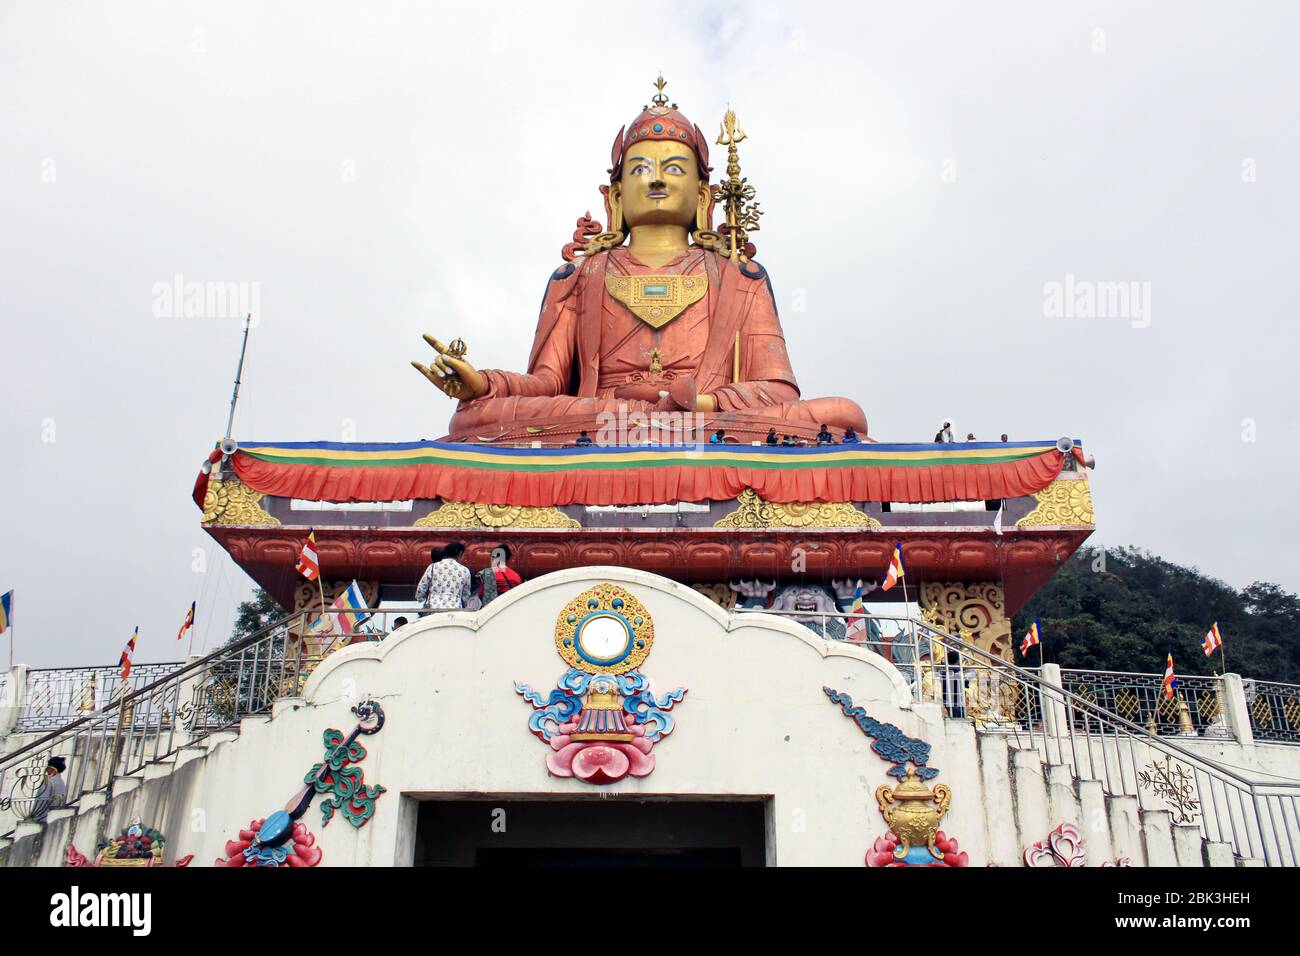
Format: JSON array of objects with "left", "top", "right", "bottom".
[{"left": 444, "top": 247, "right": 868, "bottom": 443}]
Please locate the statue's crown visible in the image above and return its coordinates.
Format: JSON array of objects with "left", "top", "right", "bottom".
[{"left": 607, "top": 76, "right": 712, "bottom": 182}]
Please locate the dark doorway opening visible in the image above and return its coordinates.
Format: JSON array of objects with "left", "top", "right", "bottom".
[{"left": 414, "top": 798, "right": 768, "bottom": 866}]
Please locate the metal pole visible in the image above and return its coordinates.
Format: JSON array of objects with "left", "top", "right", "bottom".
[{"left": 223, "top": 313, "right": 253, "bottom": 441}]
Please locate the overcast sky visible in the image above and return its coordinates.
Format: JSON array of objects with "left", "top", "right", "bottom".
[{"left": 2, "top": 1, "right": 1297, "bottom": 669}]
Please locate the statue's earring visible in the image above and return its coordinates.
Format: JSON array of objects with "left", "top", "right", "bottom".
[
  {"left": 694, "top": 183, "right": 711, "bottom": 233},
  {"left": 607, "top": 184, "right": 624, "bottom": 235},
  {"left": 581, "top": 184, "right": 625, "bottom": 256},
  {"left": 691, "top": 183, "right": 726, "bottom": 254}
]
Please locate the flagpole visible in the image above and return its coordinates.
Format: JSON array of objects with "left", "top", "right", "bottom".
[
  {"left": 186, "top": 606, "right": 195, "bottom": 659},
  {"left": 317, "top": 572, "right": 328, "bottom": 637},
  {"left": 224, "top": 313, "right": 253, "bottom": 443},
  {"left": 900, "top": 566, "right": 917, "bottom": 668}
]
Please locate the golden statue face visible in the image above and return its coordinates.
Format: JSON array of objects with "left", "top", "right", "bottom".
[{"left": 617, "top": 139, "right": 705, "bottom": 228}]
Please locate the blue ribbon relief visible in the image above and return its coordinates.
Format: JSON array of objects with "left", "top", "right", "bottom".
[{"left": 823, "top": 687, "right": 939, "bottom": 780}]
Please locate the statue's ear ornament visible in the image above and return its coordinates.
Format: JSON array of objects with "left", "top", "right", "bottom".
[
  {"left": 607, "top": 125, "right": 627, "bottom": 180},
  {"left": 693, "top": 123, "right": 712, "bottom": 174},
  {"left": 575, "top": 184, "right": 625, "bottom": 256}
]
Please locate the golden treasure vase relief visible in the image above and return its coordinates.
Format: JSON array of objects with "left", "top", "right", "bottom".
[{"left": 876, "top": 768, "right": 954, "bottom": 862}]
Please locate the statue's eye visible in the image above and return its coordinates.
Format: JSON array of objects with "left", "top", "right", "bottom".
[
  {"left": 631, "top": 163, "right": 651, "bottom": 177},
  {"left": 664, "top": 163, "right": 685, "bottom": 175}
]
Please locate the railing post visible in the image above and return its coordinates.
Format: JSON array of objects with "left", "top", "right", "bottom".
[
  {"left": 172, "top": 654, "right": 206, "bottom": 749},
  {"left": 1220, "top": 673, "right": 1254, "bottom": 747},
  {"left": 0, "top": 665, "right": 26, "bottom": 737},
  {"left": 1039, "top": 663, "right": 1069, "bottom": 761}
]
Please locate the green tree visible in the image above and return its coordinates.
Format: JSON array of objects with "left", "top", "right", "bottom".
[
  {"left": 202, "top": 588, "right": 290, "bottom": 724},
  {"left": 226, "top": 588, "right": 282, "bottom": 647}
]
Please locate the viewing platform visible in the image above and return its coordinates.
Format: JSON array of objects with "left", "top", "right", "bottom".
[{"left": 194, "top": 437, "right": 1096, "bottom": 654}]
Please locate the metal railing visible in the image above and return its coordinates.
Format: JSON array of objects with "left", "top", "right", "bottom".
[
  {"left": 6, "top": 600, "right": 1300, "bottom": 864},
  {"left": 1244, "top": 679, "right": 1300, "bottom": 744},
  {"left": 16, "top": 663, "right": 184, "bottom": 733},
  {"left": 1060, "top": 669, "right": 1229, "bottom": 738},
  {"left": 739, "top": 607, "right": 1300, "bottom": 866},
  {"left": 0, "top": 606, "right": 421, "bottom": 829}
]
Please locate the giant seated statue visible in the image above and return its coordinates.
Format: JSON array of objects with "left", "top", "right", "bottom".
[{"left": 413, "top": 79, "right": 868, "bottom": 445}]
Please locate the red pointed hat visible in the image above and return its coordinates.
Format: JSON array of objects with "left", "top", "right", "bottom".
[{"left": 608, "top": 77, "right": 711, "bottom": 182}]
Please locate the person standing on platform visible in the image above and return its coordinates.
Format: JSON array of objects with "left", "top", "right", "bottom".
[
  {"left": 30, "top": 757, "right": 67, "bottom": 825},
  {"left": 841, "top": 426, "right": 860, "bottom": 444},
  {"left": 416, "top": 542, "right": 471, "bottom": 612},
  {"left": 477, "top": 545, "right": 523, "bottom": 607},
  {"left": 816, "top": 424, "right": 834, "bottom": 445},
  {"left": 765, "top": 428, "right": 779, "bottom": 446}
]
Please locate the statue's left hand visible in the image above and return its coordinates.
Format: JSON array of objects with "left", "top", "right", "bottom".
[{"left": 411, "top": 335, "right": 489, "bottom": 400}]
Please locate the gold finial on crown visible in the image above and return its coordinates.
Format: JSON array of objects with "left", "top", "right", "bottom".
[{"left": 650, "top": 74, "right": 675, "bottom": 109}]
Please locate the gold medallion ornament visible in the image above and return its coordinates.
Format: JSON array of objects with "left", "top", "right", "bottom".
[
  {"left": 415, "top": 501, "right": 580, "bottom": 529},
  {"left": 1016, "top": 479, "right": 1095, "bottom": 527},
  {"left": 554, "top": 583, "right": 654, "bottom": 675},
  {"left": 604, "top": 274, "right": 709, "bottom": 329},
  {"left": 713, "top": 488, "right": 881, "bottom": 529}
]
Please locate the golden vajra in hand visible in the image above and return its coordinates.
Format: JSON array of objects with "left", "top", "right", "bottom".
[{"left": 411, "top": 335, "right": 488, "bottom": 400}]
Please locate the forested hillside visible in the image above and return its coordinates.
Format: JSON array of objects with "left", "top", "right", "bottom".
[{"left": 1014, "top": 546, "right": 1300, "bottom": 683}]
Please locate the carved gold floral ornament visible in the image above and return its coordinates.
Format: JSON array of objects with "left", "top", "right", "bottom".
[
  {"left": 415, "top": 501, "right": 580, "bottom": 529},
  {"left": 201, "top": 477, "right": 280, "bottom": 527},
  {"left": 713, "top": 488, "right": 881, "bottom": 529},
  {"left": 1016, "top": 479, "right": 1094, "bottom": 527}
]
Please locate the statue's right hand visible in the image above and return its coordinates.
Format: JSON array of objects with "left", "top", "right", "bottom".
[{"left": 411, "top": 335, "right": 489, "bottom": 400}]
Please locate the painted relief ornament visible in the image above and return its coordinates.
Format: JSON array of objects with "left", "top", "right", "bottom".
[
  {"left": 65, "top": 818, "right": 194, "bottom": 868},
  {"left": 516, "top": 584, "right": 686, "bottom": 784},
  {"left": 214, "top": 699, "right": 386, "bottom": 866},
  {"left": 1023, "top": 822, "right": 1132, "bottom": 868},
  {"left": 825, "top": 688, "right": 968, "bottom": 867},
  {"left": 214, "top": 815, "right": 323, "bottom": 868}
]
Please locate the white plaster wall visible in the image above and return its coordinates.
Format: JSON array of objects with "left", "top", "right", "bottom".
[
  {"left": 292, "top": 566, "right": 922, "bottom": 866},
  {"left": 3, "top": 568, "right": 928, "bottom": 866},
  {"left": 5, "top": 566, "right": 1300, "bottom": 867}
]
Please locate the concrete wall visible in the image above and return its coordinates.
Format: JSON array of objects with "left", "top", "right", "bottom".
[{"left": 3, "top": 567, "right": 1300, "bottom": 867}]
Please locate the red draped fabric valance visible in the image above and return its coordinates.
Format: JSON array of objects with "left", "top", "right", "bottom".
[{"left": 194, "top": 439, "right": 1083, "bottom": 508}]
